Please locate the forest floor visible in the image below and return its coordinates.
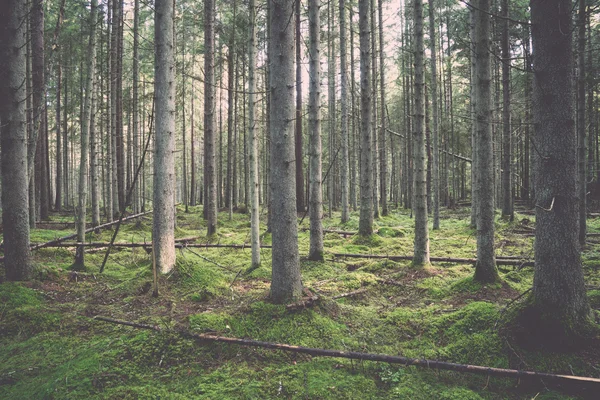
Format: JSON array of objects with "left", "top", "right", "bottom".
[{"left": 1, "top": 205, "right": 600, "bottom": 399}]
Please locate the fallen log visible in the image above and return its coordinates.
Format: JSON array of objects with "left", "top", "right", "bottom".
[
  {"left": 29, "top": 210, "right": 153, "bottom": 251},
  {"left": 15, "top": 241, "right": 274, "bottom": 251},
  {"left": 94, "top": 315, "right": 600, "bottom": 388},
  {"left": 330, "top": 253, "right": 534, "bottom": 267}
]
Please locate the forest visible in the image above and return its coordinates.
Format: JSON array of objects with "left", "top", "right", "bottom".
[{"left": 1, "top": 0, "right": 600, "bottom": 398}]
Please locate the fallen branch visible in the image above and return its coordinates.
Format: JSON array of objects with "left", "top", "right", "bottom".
[
  {"left": 332, "top": 288, "right": 368, "bottom": 300},
  {"left": 29, "top": 210, "right": 153, "bottom": 251},
  {"left": 286, "top": 295, "right": 319, "bottom": 310},
  {"left": 94, "top": 315, "right": 600, "bottom": 388},
  {"left": 23, "top": 241, "right": 273, "bottom": 250},
  {"left": 331, "top": 253, "right": 534, "bottom": 267}
]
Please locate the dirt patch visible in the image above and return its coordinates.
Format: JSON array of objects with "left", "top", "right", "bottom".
[{"left": 451, "top": 280, "right": 520, "bottom": 306}]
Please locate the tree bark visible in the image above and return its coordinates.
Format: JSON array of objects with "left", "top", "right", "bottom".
[
  {"left": 358, "top": 0, "right": 373, "bottom": 236},
  {"left": 55, "top": 58, "right": 63, "bottom": 212},
  {"left": 269, "top": 0, "right": 303, "bottom": 303},
  {"left": 577, "top": 0, "right": 586, "bottom": 246},
  {"left": 308, "top": 0, "right": 324, "bottom": 261},
  {"left": 501, "top": 0, "right": 513, "bottom": 221},
  {"left": 204, "top": 0, "right": 218, "bottom": 235},
  {"left": 295, "top": 0, "right": 306, "bottom": 213},
  {"left": 473, "top": 0, "right": 498, "bottom": 283},
  {"left": 428, "top": 0, "right": 440, "bottom": 229},
  {"left": 0, "top": 0, "right": 33, "bottom": 280},
  {"left": 153, "top": 0, "right": 176, "bottom": 274},
  {"left": 378, "top": 0, "right": 387, "bottom": 217},
  {"left": 412, "top": 0, "right": 430, "bottom": 266},
  {"left": 340, "top": 0, "right": 350, "bottom": 223},
  {"left": 530, "top": 0, "right": 591, "bottom": 336},
  {"left": 75, "top": 0, "right": 99, "bottom": 269},
  {"left": 248, "top": 0, "right": 261, "bottom": 267}
]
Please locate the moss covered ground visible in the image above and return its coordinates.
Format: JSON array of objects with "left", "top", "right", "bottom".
[{"left": 1, "top": 205, "right": 599, "bottom": 399}]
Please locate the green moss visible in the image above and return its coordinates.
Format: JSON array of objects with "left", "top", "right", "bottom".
[
  {"left": 0, "top": 283, "right": 42, "bottom": 309},
  {"left": 174, "top": 258, "right": 229, "bottom": 299},
  {"left": 377, "top": 227, "right": 406, "bottom": 238},
  {"left": 352, "top": 234, "right": 383, "bottom": 247}
]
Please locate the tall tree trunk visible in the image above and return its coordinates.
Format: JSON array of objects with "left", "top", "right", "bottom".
[
  {"left": 226, "top": 4, "right": 235, "bottom": 216},
  {"left": 370, "top": 0, "right": 379, "bottom": 219},
  {"left": 500, "top": 0, "right": 513, "bottom": 220},
  {"left": 378, "top": 0, "right": 387, "bottom": 216},
  {"left": 327, "top": 1, "right": 336, "bottom": 215},
  {"left": 75, "top": 0, "right": 99, "bottom": 269},
  {"left": 31, "top": 0, "right": 47, "bottom": 221},
  {"left": 182, "top": 39, "right": 189, "bottom": 214},
  {"left": 577, "top": 0, "right": 586, "bottom": 246},
  {"left": 295, "top": 0, "right": 306, "bottom": 212},
  {"left": 153, "top": 0, "right": 176, "bottom": 274},
  {"left": 428, "top": 0, "right": 440, "bottom": 229},
  {"left": 116, "top": 0, "right": 125, "bottom": 211},
  {"left": 110, "top": 0, "right": 119, "bottom": 218},
  {"left": 412, "top": 0, "right": 430, "bottom": 266},
  {"left": 473, "top": 0, "right": 498, "bottom": 283},
  {"left": 204, "top": 0, "right": 217, "bottom": 235},
  {"left": 308, "top": 0, "right": 324, "bottom": 260},
  {"left": 469, "top": 4, "right": 478, "bottom": 228},
  {"left": 0, "top": 0, "right": 33, "bottom": 280},
  {"left": 55, "top": 59, "right": 63, "bottom": 211},
  {"left": 270, "top": 0, "right": 303, "bottom": 303},
  {"left": 529, "top": 0, "right": 591, "bottom": 340},
  {"left": 349, "top": 7, "right": 358, "bottom": 211},
  {"left": 90, "top": 72, "right": 100, "bottom": 227},
  {"left": 190, "top": 82, "right": 196, "bottom": 206},
  {"left": 132, "top": 0, "right": 141, "bottom": 214},
  {"left": 358, "top": 0, "right": 373, "bottom": 236},
  {"left": 339, "top": 0, "right": 350, "bottom": 223},
  {"left": 248, "top": 0, "right": 261, "bottom": 267}
]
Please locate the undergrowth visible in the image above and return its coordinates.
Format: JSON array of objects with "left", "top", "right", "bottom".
[{"left": 0, "top": 206, "right": 598, "bottom": 399}]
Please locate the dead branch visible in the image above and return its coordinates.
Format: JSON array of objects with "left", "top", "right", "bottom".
[
  {"left": 285, "top": 295, "right": 320, "bottom": 310},
  {"left": 28, "top": 210, "right": 153, "bottom": 252},
  {"left": 331, "top": 253, "right": 534, "bottom": 267},
  {"left": 332, "top": 288, "right": 368, "bottom": 300},
  {"left": 94, "top": 315, "right": 600, "bottom": 388}
]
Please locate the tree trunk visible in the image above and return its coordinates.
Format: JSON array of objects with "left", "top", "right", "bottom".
[
  {"left": 269, "top": 0, "right": 303, "bottom": 303},
  {"left": 204, "top": 0, "right": 218, "bottom": 234},
  {"left": 132, "top": 0, "right": 140, "bottom": 214},
  {"left": 473, "top": 0, "right": 498, "bottom": 283},
  {"left": 248, "top": 0, "right": 260, "bottom": 267},
  {"left": 469, "top": 4, "right": 478, "bottom": 228},
  {"left": 428, "top": 0, "right": 440, "bottom": 229},
  {"left": 577, "top": 0, "right": 586, "bottom": 246},
  {"left": 91, "top": 70, "right": 100, "bottom": 228},
  {"left": 226, "top": 7, "right": 235, "bottom": 216},
  {"left": 31, "top": 0, "right": 47, "bottom": 221},
  {"left": 75, "top": 0, "right": 99, "bottom": 269},
  {"left": 110, "top": 0, "right": 119, "bottom": 218},
  {"left": 500, "top": 0, "right": 513, "bottom": 221},
  {"left": 0, "top": 0, "right": 33, "bottom": 281},
  {"left": 529, "top": 0, "right": 591, "bottom": 339},
  {"left": 350, "top": 7, "right": 358, "bottom": 211},
  {"left": 295, "top": 0, "right": 306, "bottom": 213},
  {"left": 55, "top": 58, "right": 62, "bottom": 212},
  {"left": 358, "top": 0, "right": 373, "bottom": 236},
  {"left": 378, "top": 0, "right": 387, "bottom": 217},
  {"left": 412, "top": 0, "right": 430, "bottom": 266},
  {"left": 153, "top": 0, "right": 176, "bottom": 274},
  {"left": 339, "top": 0, "right": 350, "bottom": 223},
  {"left": 190, "top": 82, "right": 196, "bottom": 206},
  {"left": 308, "top": 0, "right": 324, "bottom": 260},
  {"left": 370, "top": 0, "right": 379, "bottom": 219}
]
